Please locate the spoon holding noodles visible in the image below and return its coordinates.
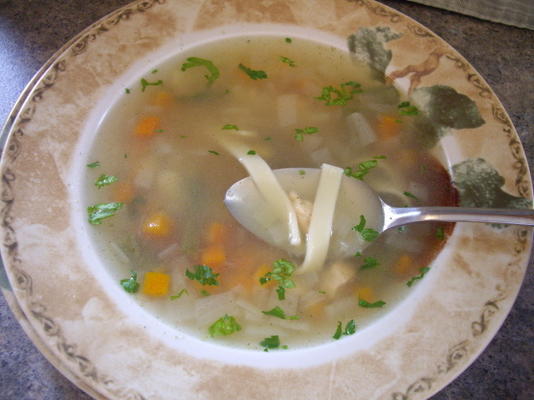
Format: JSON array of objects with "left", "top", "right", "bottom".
[{"left": 223, "top": 145, "right": 534, "bottom": 274}]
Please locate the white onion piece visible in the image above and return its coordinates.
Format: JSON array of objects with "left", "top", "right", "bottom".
[
  {"left": 223, "top": 141, "right": 301, "bottom": 246},
  {"left": 346, "top": 112, "right": 376, "bottom": 147},
  {"left": 298, "top": 164, "right": 343, "bottom": 274}
]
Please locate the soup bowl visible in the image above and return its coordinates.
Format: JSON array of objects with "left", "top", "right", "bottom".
[{"left": 0, "top": 1, "right": 531, "bottom": 399}]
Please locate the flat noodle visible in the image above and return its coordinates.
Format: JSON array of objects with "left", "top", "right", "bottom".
[{"left": 298, "top": 164, "right": 343, "bottom": 274}]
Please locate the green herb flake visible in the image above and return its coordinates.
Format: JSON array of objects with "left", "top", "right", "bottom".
[
  {"left": 222, "top": 124, "right": 239, "bottom": 130},
  {"left": 124, "top": 153, "right": 128, "bottom": 159},
  {"left": 262, "top": 306, "right": 300, "bottom": 320},
  {"left": 403, "top": 191, "right": 418, "bottom": 200},
  {"left": 398, "top": 101, "right": 419, "bottom": 116},
  {"left": 344, "top": 157, "right": 382, "bottom": 180},
  {"left": 260, "top": 259, "right": 297, "bottom": 300},
  {"left": 373, "top": 155, "right": 387, "bottom": 160},
  {"left": 185, "top": 265, "right": 220, "bottom": 286},
  {"left": 181, "top": 57, "right": 220, "bottom": 86},
  {"left": 332, "top": 321, "right": 343, "bottom": 340},
  {"left": 280, "top": 56, "right": 296, "bottom": 67},
  {"left": 86, "top": 161, "right": 100, "bottom": 168},
  {"left": 94, "top": 174, "right": 118, "bottom": 189},
  {"left": 298, "top": 170, "right": 306, "bottom": 175},
  {"left": 247, "top": 150, "right": 257, "bottom": 155},
  {"left": 333, "top": 319, "right": 358, "bottom": 340},
  {"left": 397, "top": 225, "right": 407, "bottom": 233},
  {"left": 124, "top": 88, "right": 131, "bottom": 94},
  {"left": 87, "top": 202, "right": 123, "bottom": 225},
  {"left": 406, "top": 267, "right": 430, "bottom": 287},
  {"left": 436, "top": 227, "right": 445, "bottom": 240},
  {"left": 276, "top": 286, "right": 286, "bottom": 300},
  {"left": 360, "top": 256, "right": 379, "bottom": 270},
  {"left": 264, "top": 136, "right": 272, "bottom": 141},
  {"left": 151, "top": 68, "right": 158, "bottom": 74},
  {"left": 318, "top": 290, "right": 326, "bottom": 295},
  {"left": 355, "top": 251, "right": 362, "bottom": 257},
  {"left": 294, "top": 126, "right": 319, "bottom": 142},
  {"left": 260, "top": 335, "right": 281, "bottom": 351},
  {"left": 140, "top": 78, "right": 163, "bottom": 92},
  {"left": 238, "top": 63, "right": 268, "bottom": 80},
  {"left": 316, "top": 81, "right": 362, "bottom": 106},
  {"left": 208, "top": 314, "right": 241, "bottom": 337},
  {"left": 285, "top": 37, "right": 292, "bottom": 43},
  {"left": 200, "top": 289, "right": 211, "bottom": 297},
  {"left": 120, "top": 271, "right": 139, "bottom": 293},
  {"left": 352, "top": 215, "right": 379, "bottom": 242},
  {"left": 170, "top": 288, "right": 188, "bottom": 300},
  {"left": 358, "top": 299, "right": 386, "bottom": 308},
  {"left": 208, "top": 150, "right": 220, "bottom": 155}
]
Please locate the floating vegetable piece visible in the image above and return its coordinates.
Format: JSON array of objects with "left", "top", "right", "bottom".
[
  {"left": 142, "top": 271, "right": 170, "bottom": 296},
  {"left": 87, "top": 202, "right": 123, "bottom": 225},
  {"left": 208, "top": 314, "right": 241, "bottom": 337}
]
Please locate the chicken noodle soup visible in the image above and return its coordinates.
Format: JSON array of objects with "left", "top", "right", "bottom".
[{"left": 85, "top": 35, "right": 457, "bottom": 349}]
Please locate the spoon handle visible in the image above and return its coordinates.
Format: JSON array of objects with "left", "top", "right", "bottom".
[{"left": 383, "top": 205, "right": 534, "bottom": 230}]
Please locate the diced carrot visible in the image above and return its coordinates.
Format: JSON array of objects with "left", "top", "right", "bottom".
[
  {"left": 112, "top": 181, "right": 135, "bottom": 204},
  {"left": 358, "top": 287, "right": 375, "bottom": 303},
  {"left": 141, "top": 212, "right": 173, "bottom": 238},
  {"left": 207, "top": 222, "right": 226, "bottom": 244},
  {"left": 305, "top": 301, "right": 326, "bottom": 318},
  {"left": 135, "top": 116, "right": 161, "bottom": 137},
  {"left": 142, "top": 271, "right": 170, "bottom": 296},
  {"left": 376, "top": 115, "right": 401, "bottom": 140},
  {"left": 201, "top": 244, "right": 226, "bottom": 268},
  {"left": 150, "top": 91, "right": 173, "bottom": 107},
  {"left": 393, "top": 254, "right": 412, "bottom": 276}
]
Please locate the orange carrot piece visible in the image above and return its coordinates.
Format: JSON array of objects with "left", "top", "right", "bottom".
[
  {"left": 305, "top": 301, "right": 326, "bottom": 318},
  {"left": 141, "top": 212, "right": 173, "bottom": 238},
  {"left": 112, "top": 181, "right": 136, "bottom": 204},
  {"left": 150, "top": 91, "right": 173, "bottom": 107},
  {"left": 376, "top": 115, "right": 401, "bottom": 140},
  {"left": 201, "top": 244, "right": 226, "bottom": 268},
  {"left": 207, "top": 222, "right": 226, "bottom": 244},
  {"left": 142, "top": 271, "right": 170, "bottom": 296},
  {"left": 393, "top": 254, "right": 412, "bottom": 276},
  {"left": 135, "top": 116, "right": 161, "bottom": 137},
  {"left": 358, "top": 287, "right": 375, "bottom": 303}
]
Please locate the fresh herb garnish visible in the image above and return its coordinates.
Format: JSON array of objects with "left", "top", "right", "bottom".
[
  {"left": 120, "top": 271, "right": 139, "bottom": 293},
  {"left": 200, "top": 289, "right": 211, "bottom": 297},
  {"left": 208, "top": 150, "right": 220, "bottom": 155},
  {"left": 360, "top": 256, "right": 379, "bottom": 270},
  {"left": 87, "top": 202, "right": 123, "bottom": 225},
  {"left": 358, "top": 299, "right": 386, "bottom": 308},
  {"left": 280, "top": 56, "right": 296, "bottom": 67},
  {"left": 333, "top": 319, "right": 357, "bottom": 339},
  {"left": 298, "top": 170, "right": 306, "bottom": 175},
  {"left": 276, "top": 286, "right": 286, "bottom": 300},
  {"left": 238, "top": 63, "right": 268, "bottom": 80},
  {"left": 406, "top": 267, "right": 430, "bottom": 287},
  {"left": 352, "top": 215, "right": 379, "bottom": 242},
  {"left": 170, "top": 288, "right": 188, "bottom": 300},
  {"left": 94, "top": 174, "right": 118, "bottom": 188},
  {"left": 294, "top": 126, "right": 319, "bottom": 141},
  {"left": 208, "top": 314, "right": 241, "bottom": 337},
  {"left": 344, "top": 156, "right": 384, "bottom": 180},
  {"left": 262, "top": 306, "right": 300, "bottom": 320},
  {"left": 318, "top": 290, "right": 326, "bottom": 295},
  {"left": 397, "top": 225, "right": 407, "bottom": 232},
  {"left": 140, "top": 78, "right": 163, "bottom": 92},
  {"left": 124, "top": 88, "right": 131, "bottom": 94},
  {"left": 436, "top": 227, "right": 445, "bottom": 240},
  {"left": 86, "top": 161, "right": 100, "bottom": 168},
  {"left": 398, "top": 101, "right": 419, "bottom": 116},
  {"left": 247, "top": 150, "right": 257, "bottom": 155},
  {"left": 259, "top": 259, "right": 297, "bottom": 300},
  {"left": 264, "top": 136, "right": 272, "bottom": 141},
  {"left": 222, "top": 124, "right": 239, "bottom": 130},
  {"left": 403, "top": 191, "right": 418, "bottom": 200},
  {"left": 316, "top": 81, "right": 362, "bottom": 106},
  {"left": 151, "top": 68, "right": 158, "bottom": 74},
  {"left": 260, "top": 335, "right": 286, "bottom": 351},
  {"left": 180, "top": 57, "right": 220, "bottom": 86},
  {"left": 285, "top": 37, "right": 292, "bottom": 43},
  {"left": 185, "top": 265, "right": 219, "bottom": 286},
  {"left": 355, "top": 251, "right": 362, "bottom": 257}
]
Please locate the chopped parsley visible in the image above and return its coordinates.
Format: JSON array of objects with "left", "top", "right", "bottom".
[
  {"left": 260, "top": 335, "right": 287, "bottom": 351},
  {"left": 208, "top": 150, "right": 220, "bottom": 155},
  {"left": 247, "top": 150, "right": 257, "bottom": 155},
  {"left": 200, "top": 289, "right": 211, "bottom": 297},
  {"left": 264, "top": 136, "right": 272, "bottom": 141},
  {"left": 120, "top": 271, "right": 139, "bottom": 293},
  {"left": 344, "top": 156, "right": 385, "bottom": 180},
  {"left": 125, "top": 88, "right": 131, "bottom": 94},
  {"left": 398, "top": 101, "right": 419, "bottom": 116},
  {"left": 87, "top": 202, "right": 123, "bottom": 225},
  {"left": 140, "top": 78, "right": 163, "bottom": 92},
  {"left": 170, "top": 288, "right": 188, "bottom": 300},
  {"left": 86, "top": 161, "right": 100, "bottom": 168},
  {"left": 352, "top": 215, "right": 379, "bottom": 242},
  {"left": 354, "top": 251, "right": 362, "bottom": 257},
  {"left": 180, "top": 57, "right": 220, "bottom": 86},
  {"left": 436, "top": 227, "right": 445, "bottom": 240},
  {"left": 298, "top": 170, "right": 306, "bottom": 175},
  {"left": 397, "top": 225, "right": 407, "bottom": 233},
  {"left": 94, "top": 174, "right": 118, "bottom": 188},
  {"left": 280, "top": 56, "right": 296, "bottom": 67},
  {"left": 262, "top": 306, "right": 300, "bottom": 320},
  {"left": 185, "top": 265, "right": 219, "bottom": 286},
  {"left": 276, "top": 286, "right": 286, "bottom": 300},
  {"left": 406, "top": 267, "right": 430, "bottom": 287},
  {"left": 222, "top": 124, "right": 239, "bottom": 130},
  {"left": 208, "top": 314, "right": 241, "bottom": 337},
  {"left": 358, "top": 299, "right": 386, "bottom": 308},
  {"left": 285, "top": 37, "right": 292, "bottom": 43},
  {"left": 294, "top": 126, "right": 319, "bottom": 141},
  {"left": 238, "top": 63, "right": 268, "bottom": 80},
  {"left": 403, "top": 191, "right": 418, "bottom": 200},
  {"left": 259, "top": 259, "right": 297, "bottom": 300},
  {"left": 151, "top": 68, "right": 158, "bottom": 74},
  {"left": 316, "top": 81, "right": 362, "bottom": 106},
  {"left": 360, "top": 256, "right": 379, "bottom": 270},
  {"left": 333, "top": 319, "right": 357, "bottom": 340}
]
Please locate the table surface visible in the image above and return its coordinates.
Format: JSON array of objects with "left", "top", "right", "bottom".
[{"left": 0, "top": 1, "right": 532, "bottom": 399}]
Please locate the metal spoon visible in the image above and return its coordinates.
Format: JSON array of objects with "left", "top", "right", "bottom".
[{"left": 225, "top": 167, "right": 534, "bottom": 258}]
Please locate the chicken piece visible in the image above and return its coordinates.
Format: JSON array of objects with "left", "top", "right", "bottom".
[
  {"left": 319, "top": 260, "right": 357, "bottom": 298},
  {"left": 289, "top": 190, "right": 313, "bottom": 233}
]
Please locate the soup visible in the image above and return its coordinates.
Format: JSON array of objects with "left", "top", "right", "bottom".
[{"left": 85, "top": 35, "right": 456, "bottom": 350}]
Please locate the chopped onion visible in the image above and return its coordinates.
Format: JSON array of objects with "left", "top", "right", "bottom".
[
  {"left": 277, "top": 94, "right": 298, "bottom": 127},
  {"left": 346, "top": 112, "right": 376, "bottom": 147}
]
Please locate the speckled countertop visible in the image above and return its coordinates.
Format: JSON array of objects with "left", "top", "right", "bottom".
[{"left": 0, "top": 1, "right": 532, "bottom": 399}]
